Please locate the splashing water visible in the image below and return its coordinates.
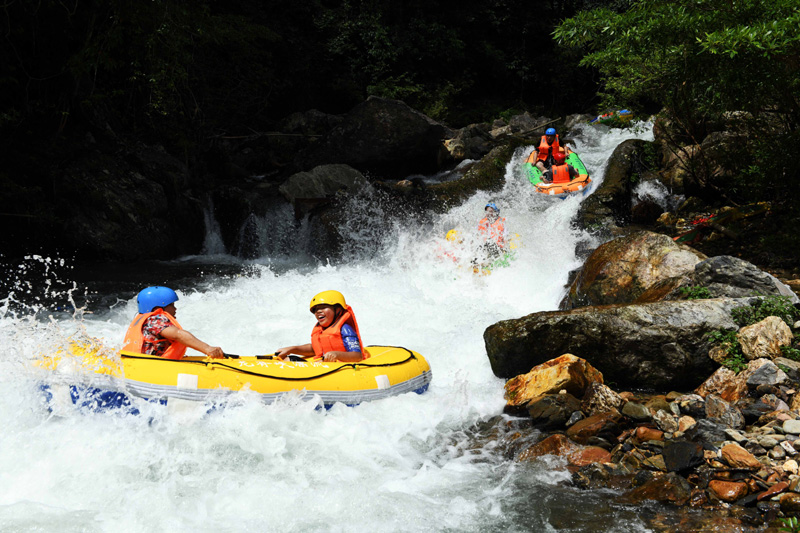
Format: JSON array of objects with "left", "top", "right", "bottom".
[{"left": 0, "top": 124, "right": 677, "bottom": 532}]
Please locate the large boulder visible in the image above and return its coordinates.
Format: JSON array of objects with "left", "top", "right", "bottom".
[
  {"left": 574, "top": 139, "right": 642, "bottom": 235},
  {"left": 561, "top": 231, "right": 707, "bottom": 309},
  {"left": 484, "top": 298, "right": 748, "bottom": 390},
  {"left": 279, "top": 164, "right": 371, "bottom": 217},
  {"left": 692, "top": 256, "right": 800, "bottom": 302},
  {"left": 296, "top": 96, "right": 453, "bottom": 179}
]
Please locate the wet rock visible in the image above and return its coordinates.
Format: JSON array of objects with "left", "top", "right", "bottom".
[
  {"left": 780, "top": 492, "right": 800, "bottom": 513},
  {"left": 569, "top": 446, "right": 613, "bottom": 468},
  {"left": 518, "top": 434, "right": 578, "bottom": 462},
  {"left": 721, "top": 443, "right": 763, "bottom": 470},
  {"left": 662, "top": 441, "right": 704, "bottom": 472},
  {"left": 622, "top": 401, "right": 652, "bottom": 422},
  {"left": 503, "top": 354, "right": 604, "bottom": 410},
  {"left": 642, "top": 454, "right": 668, "bottom": 472},
  {"left": 566, "top": 411, "right": 623, "bottom": 445},
  {"left": 708, "top": 480, "right": 749, "bottom": 503},
  {"left": 635, "top": 426, "right": 665, "bottom": 442},
  {"left": 757, "top": 481, "right": 789, "bottom": 501},
  {"left": 619, "top": 472, "right": 693, "bottom": 506},
  {"left": 566, "top": 411, "right": 585, "bottom": 427},
  {"left": 526, "top": 393, "right": 582, "bottom": 428},
  {"left": 573, "top": 139, "right": 644, "bottom": 238}
]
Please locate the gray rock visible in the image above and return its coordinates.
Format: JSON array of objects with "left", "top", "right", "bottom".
[
  {"left": 484, "top": 298, "right": 743, "bottom": 389},
  {"left": 746, "top": 361, "right": 788, "bottom": 388},
  {"left": 783, "top": 420, "right": 800, "bottom": 435},
  {"left": 694, "top": 256, "right": 800, "bottom": 303}
]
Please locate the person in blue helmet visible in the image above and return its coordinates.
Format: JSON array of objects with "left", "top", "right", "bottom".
[
  {"left": 477, "top": 203, "right": 507, "bottom": 258},
  {"left": 528, "top": 127, "right": 565, "bottom": 173},
  {"left": 122, "top": 286, "right": 224, "bottom": 360}
]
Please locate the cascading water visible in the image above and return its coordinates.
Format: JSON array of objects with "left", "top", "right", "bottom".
[{"left": 0, "top": 123, "right": 699, "bottom": 533}]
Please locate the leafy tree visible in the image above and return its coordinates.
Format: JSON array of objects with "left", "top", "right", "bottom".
[
  {"left": 555, "top": 0, "right": 800, "bottom": 133},
  {"left": 555, "top": 0, "right": 800, "bottom": 203}
]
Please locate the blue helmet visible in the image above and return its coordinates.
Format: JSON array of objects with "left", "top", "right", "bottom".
[
  {"left": 485, "top": 202, "right": 499, "bottom": 214},
  {"left": 545, "top": 127, "right": 557, "bottom": 136},
  {"left": 137, "top": 286, "right": 178, "bottom": 314}
]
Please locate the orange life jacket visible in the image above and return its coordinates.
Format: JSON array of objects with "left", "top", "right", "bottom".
[
  {"left": 310, "top": 305, "right": 367, "bottom": 360},
  {"left": 478, "top": 217, "right": 506, "bottom": 247},
  {"left": 551, "top": 164, "right": 572, "bottom": 184},
  {"left": 122, "top": 309, "right": 187, "bottom": 360},
  {"left": 536, "top": 135, "right": 561, "bottom": 161}
]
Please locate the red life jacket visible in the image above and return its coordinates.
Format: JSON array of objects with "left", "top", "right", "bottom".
[
  {"left": 478, "top": 217, "right": 506, "bottom": 247},
  {"left": 310, "top": 305, "right": 367, "bottom": 360},
  {"left": 536, "top": 135, "right": 561, "bottom": 161},
  {"left": 551, "top": 164, "right": 572, "bottom": 184},
  {"left": 122, "top": 309, "right": 187, "bottom": 360}
]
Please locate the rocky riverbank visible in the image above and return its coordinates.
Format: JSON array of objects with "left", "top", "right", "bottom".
[{"left": 482, "top": 228, "right": 800, "bottom": 530}]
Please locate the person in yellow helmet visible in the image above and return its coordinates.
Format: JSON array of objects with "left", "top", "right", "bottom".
[{"left": 275, "top": 290, "right": 367, "bottom": 362}]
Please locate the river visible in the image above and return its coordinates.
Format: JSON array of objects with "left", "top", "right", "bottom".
[{"left": 1, "top": 123, "right": 710, "bottom": 532}]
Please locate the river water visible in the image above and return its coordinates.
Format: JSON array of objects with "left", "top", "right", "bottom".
[{"left": 0, "top": 123, "right": 724, "bottom": 533}]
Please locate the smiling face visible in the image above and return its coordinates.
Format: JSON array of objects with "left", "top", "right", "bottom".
[
  {"left": 485, "top": 207, "right": 498, "bottom": 221},
  {"left": 311, "top": 304, "right": 337, "bottom": 328}
]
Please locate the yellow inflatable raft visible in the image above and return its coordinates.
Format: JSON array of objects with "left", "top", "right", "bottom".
[{"left": 39, "top": 342, "right": 432, "bottom": 410}]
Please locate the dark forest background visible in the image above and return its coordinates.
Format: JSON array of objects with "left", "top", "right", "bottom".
[
  {"left": 0, "top": 0, "right": 602, "bottom": 151},
  {"left": 2, "top": 0, "right": 798, "bottom": 266}
]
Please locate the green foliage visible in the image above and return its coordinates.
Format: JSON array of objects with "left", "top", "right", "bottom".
[
  {"left": 782, "top": 343, "right": 800, "bottom": 363},
  {"left": 554, "top": 0, "right": 800, "bottom": 199},
  {"left": 709, "top": 296, "right": 800, "bottom": 373},
  {"left": 707, "top": 330, "right": 747, "bottom": 372},
  {"left": 678, "top": 286, "right": 712, "bottom": 300},
  {"left": 780, "top": 516, "right": 800, "bottom": 533},
  {"left": 555, "top": 0, "right": 800, "bottom": 124},
  {"left": 730, "top": 295, "right": 800, "bottom": 327}
]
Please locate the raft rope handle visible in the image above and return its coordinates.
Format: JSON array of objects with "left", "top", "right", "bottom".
[{"left": 121, "top": 346, "right": 419, "bottom": 382}]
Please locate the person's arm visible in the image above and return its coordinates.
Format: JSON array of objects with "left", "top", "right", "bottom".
[
  {"left": 160, "top": 326, "right": 224, "bottom": 358},
  {"left": 275, "top": 343, "right": 315, "bottom": 359},
  {"left": 569, "top": 165, "right": 580, "bottom": 178},
  {"left": 323, "top": 325, "right": 363, "bottom": 362},
  {"left": 321, "top": 350, "right": 362, "bottom": 362}
]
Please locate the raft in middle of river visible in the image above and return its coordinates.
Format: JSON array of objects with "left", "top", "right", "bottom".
[
  {"left": 39, "top": 343, "right": 432, "bottom": 410},
  {"left": 524, "top": 147, "right": 593, "bottom": 198}
]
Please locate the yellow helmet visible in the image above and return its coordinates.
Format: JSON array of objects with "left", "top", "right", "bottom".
[
  {"left": 446, "top": 229, "right": 462, "bottom": 242},
  {"left": 309, "top": 290, "right": 347, "bottom": 312}
]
